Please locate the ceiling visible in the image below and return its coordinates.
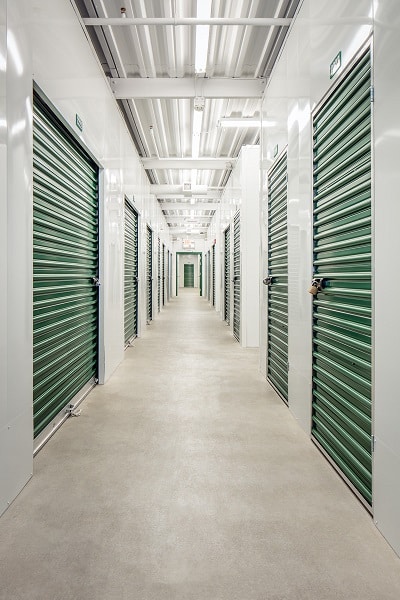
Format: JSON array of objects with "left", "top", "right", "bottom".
[{"left": 74, "top": 0, "right": 300, "bottom": 239}]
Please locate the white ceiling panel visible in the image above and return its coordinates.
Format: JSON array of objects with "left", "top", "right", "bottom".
[{"left": 75, "top": 0, "right": 300, "bottom": 236}]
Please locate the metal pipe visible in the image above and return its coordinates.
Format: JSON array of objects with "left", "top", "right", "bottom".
[{"left": 83, "top": 17, "right": 292, "bottom": 27}]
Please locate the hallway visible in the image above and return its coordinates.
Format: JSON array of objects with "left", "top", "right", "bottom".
[{"left": 1, "top": 290, "right": 400, "bottom": 600}]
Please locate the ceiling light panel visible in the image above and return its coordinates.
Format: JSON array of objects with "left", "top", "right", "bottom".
[{"left": 195, "top": 0, "right": 212, "bottom": 73}]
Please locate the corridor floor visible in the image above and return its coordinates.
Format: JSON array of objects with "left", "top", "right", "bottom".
[{"left": 1, "top": 290, "right": 400, "bottom": 600}]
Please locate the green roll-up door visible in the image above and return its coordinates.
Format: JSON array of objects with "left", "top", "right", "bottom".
[
  {"left": 199, "top": 254, "right": 203, "bottom": 296},
  {"left": 212, "top": 244, "right": 216, "bottom": 307},
  {"left": 184, "top": 264, "right": 195, "bottom": 287},
  {"left": 233, "top": 210, "right": 241, "bottom": 342},
  {"left": 267, "top": 152, "right": 288, "bottom": 401},
  {"left": 124, "top": 199, "right": 138, "bottom": 344},
  {"left": 146, "top": 226, "right": 153, "bottom": 323},
  {"left": 224, "top": 226, "right": 230, "bottom": 324},
  {"left": 312, "top": 48, "right": 372, "bottom": 505},
  {"left": 33, "top": 92, "right": 99, "bottom": 438},
  {"left": 157, "top": 237, "right": 161, "bottom": 313},
  {"left": 167, "top": 250, "right": 170, "bottom": 301},
  {"left": 207, "top": 251, "right": 211, "bottom": 301},
  {"left": 162, "top": 244, "right": 166, "bottom": 306}
]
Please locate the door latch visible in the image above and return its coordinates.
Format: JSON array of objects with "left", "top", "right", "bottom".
[
  {"left": 92, "top": 277, "right": 101, "bottom": 287},
  {"left": 263, "top": 276, "right": 273, "bottom": 286},
  {"left": 308, "top": 277, "right": 324, "bottom": 295}
]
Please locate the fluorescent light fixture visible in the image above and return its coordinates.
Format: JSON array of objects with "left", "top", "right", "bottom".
[
  {"left": 195, "top": 0, "right": 211, "bottom": 73},
  {"left": 192, "top": 109, "right": 203, "bottom": 158},
  {"left": 149, "top": 125, "right": 160, "bottom": 158}
]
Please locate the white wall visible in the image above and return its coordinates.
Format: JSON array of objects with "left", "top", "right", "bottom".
[
  {"left": 373, "top": 0, "right": 400, "bottom": 558},
  {"left": 0, "top": 0, "right": 33, "bottom": 516}
]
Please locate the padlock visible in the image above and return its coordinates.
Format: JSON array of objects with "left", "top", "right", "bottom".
[{"left": 308, "top": 277, "right": 324, "bottom": 295}]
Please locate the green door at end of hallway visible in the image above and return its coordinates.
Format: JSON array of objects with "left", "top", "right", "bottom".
[
  {"left": 33, "top": 91, "right": 99, "bottom": 439},
  {"left": 267, "top": 150, "right": 288, "bottom": 402},
  {"left": 184, "top": 263, "right": 195, "bottom": 287},
  {"left": 311, "top": 47, "right": 372, "bottom": 506}
]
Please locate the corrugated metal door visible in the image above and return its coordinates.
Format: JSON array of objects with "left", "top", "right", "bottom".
[
  {"left": 212, "top": 244, "right": 216, "bottom": 306},
  {"left": 162, "top": 244, "right": 165, "bottom": 306},
  {"left": 124, "top": 199, "right": 138, "bottom": 345},
  {"left": 207, "top": 250, "right": 211, "bottom": 301},
  {"left": 267, "top": 152, "right": 288, "bottom": 402},
  {"left": 146, "top": 226, "right": 153, "bottom": 323},
  {"left": 157, "top": 237, "right": 161, "bottom": 312},
  {"left": 167, "top": 250, "right": 170, "bottom": 301},
  {"left": 199, "top": 254, "right": 203, "bottom": 296},
  {"left": 184, "top": 264, "right": 195, "bottom": 287},
  {"left": 224, "top": 226, "right": 230, "bottom": 324},
  {"left": 33, "top": 93, "right": 98, "bottom": 438},
  {"left": 233, "top": 210, "right": 241, "bottom": 342},
  {"left": 311, "top": 48, "right": 372, "bottom": 505}
]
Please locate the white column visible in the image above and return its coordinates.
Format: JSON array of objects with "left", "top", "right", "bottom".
[{"left": 0, "top": 0, "right": 33, "bottom": 515}]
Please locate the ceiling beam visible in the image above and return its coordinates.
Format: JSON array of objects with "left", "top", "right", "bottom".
[
  {"left": 161, "top": 202, "right": 219, "bottom": 211},
  {"left": 83, "top": 17, "right": 292, "bottom": 27},
  {"left": 162, "top": 216, "right": 214, "bottom": 222},
  {"left": 151, "top": 185, "right": 221, "bottom": 198},
  {"left": 111, "top": 78, "right": 265, "bottom": 99},
  {"left": 142, "top": 158, "right": 236, "bottom": 170}
]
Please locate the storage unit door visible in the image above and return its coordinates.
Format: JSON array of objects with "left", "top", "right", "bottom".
[
  {"left": 162, "top": 244, "right": 165, "bottom": 306},
  {"left": 146, "top": 226, "right": 153, "bottom": 322},
  {"left": 169, "top": 251, "right": 172, "bottom": 299},
  {"left": 224, "top": 227, "right": 230, "bottom": 324},
  {"left": 33, "top": 93, "right": 99, "bottom": 438},
  {"left": 167, "top": 250, "right": 170, "bottom": 300},
  {"left": 207, "top": 251, "right": 211, "bottom": 301},
  {"left": 199, "top": 254, "right": 203, "bottom": 296},
  {"left": 233, "top": 210, "right": 241, "bottom": 342},
  {"left": 312, "top": 48, "right": 372, "bottom": 505},
  {"left": 157, "top": 237, "right": 161, "bottom": 312},
  {"left": 124, "top": 199, "right": 138, "bottom": 344},
  {"left": 212, "top": 244, "right": 216, "bottom": 306},
  {"left": 267, "top": 152, "right": 288, "bottom": 401},
  {"left": 184, "top": 264, "right": 195, "bottom": 287}
]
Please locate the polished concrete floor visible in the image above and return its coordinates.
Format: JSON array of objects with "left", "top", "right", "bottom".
[{"left": 1, "top": 289, "right": 400, "bottom": 600}]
